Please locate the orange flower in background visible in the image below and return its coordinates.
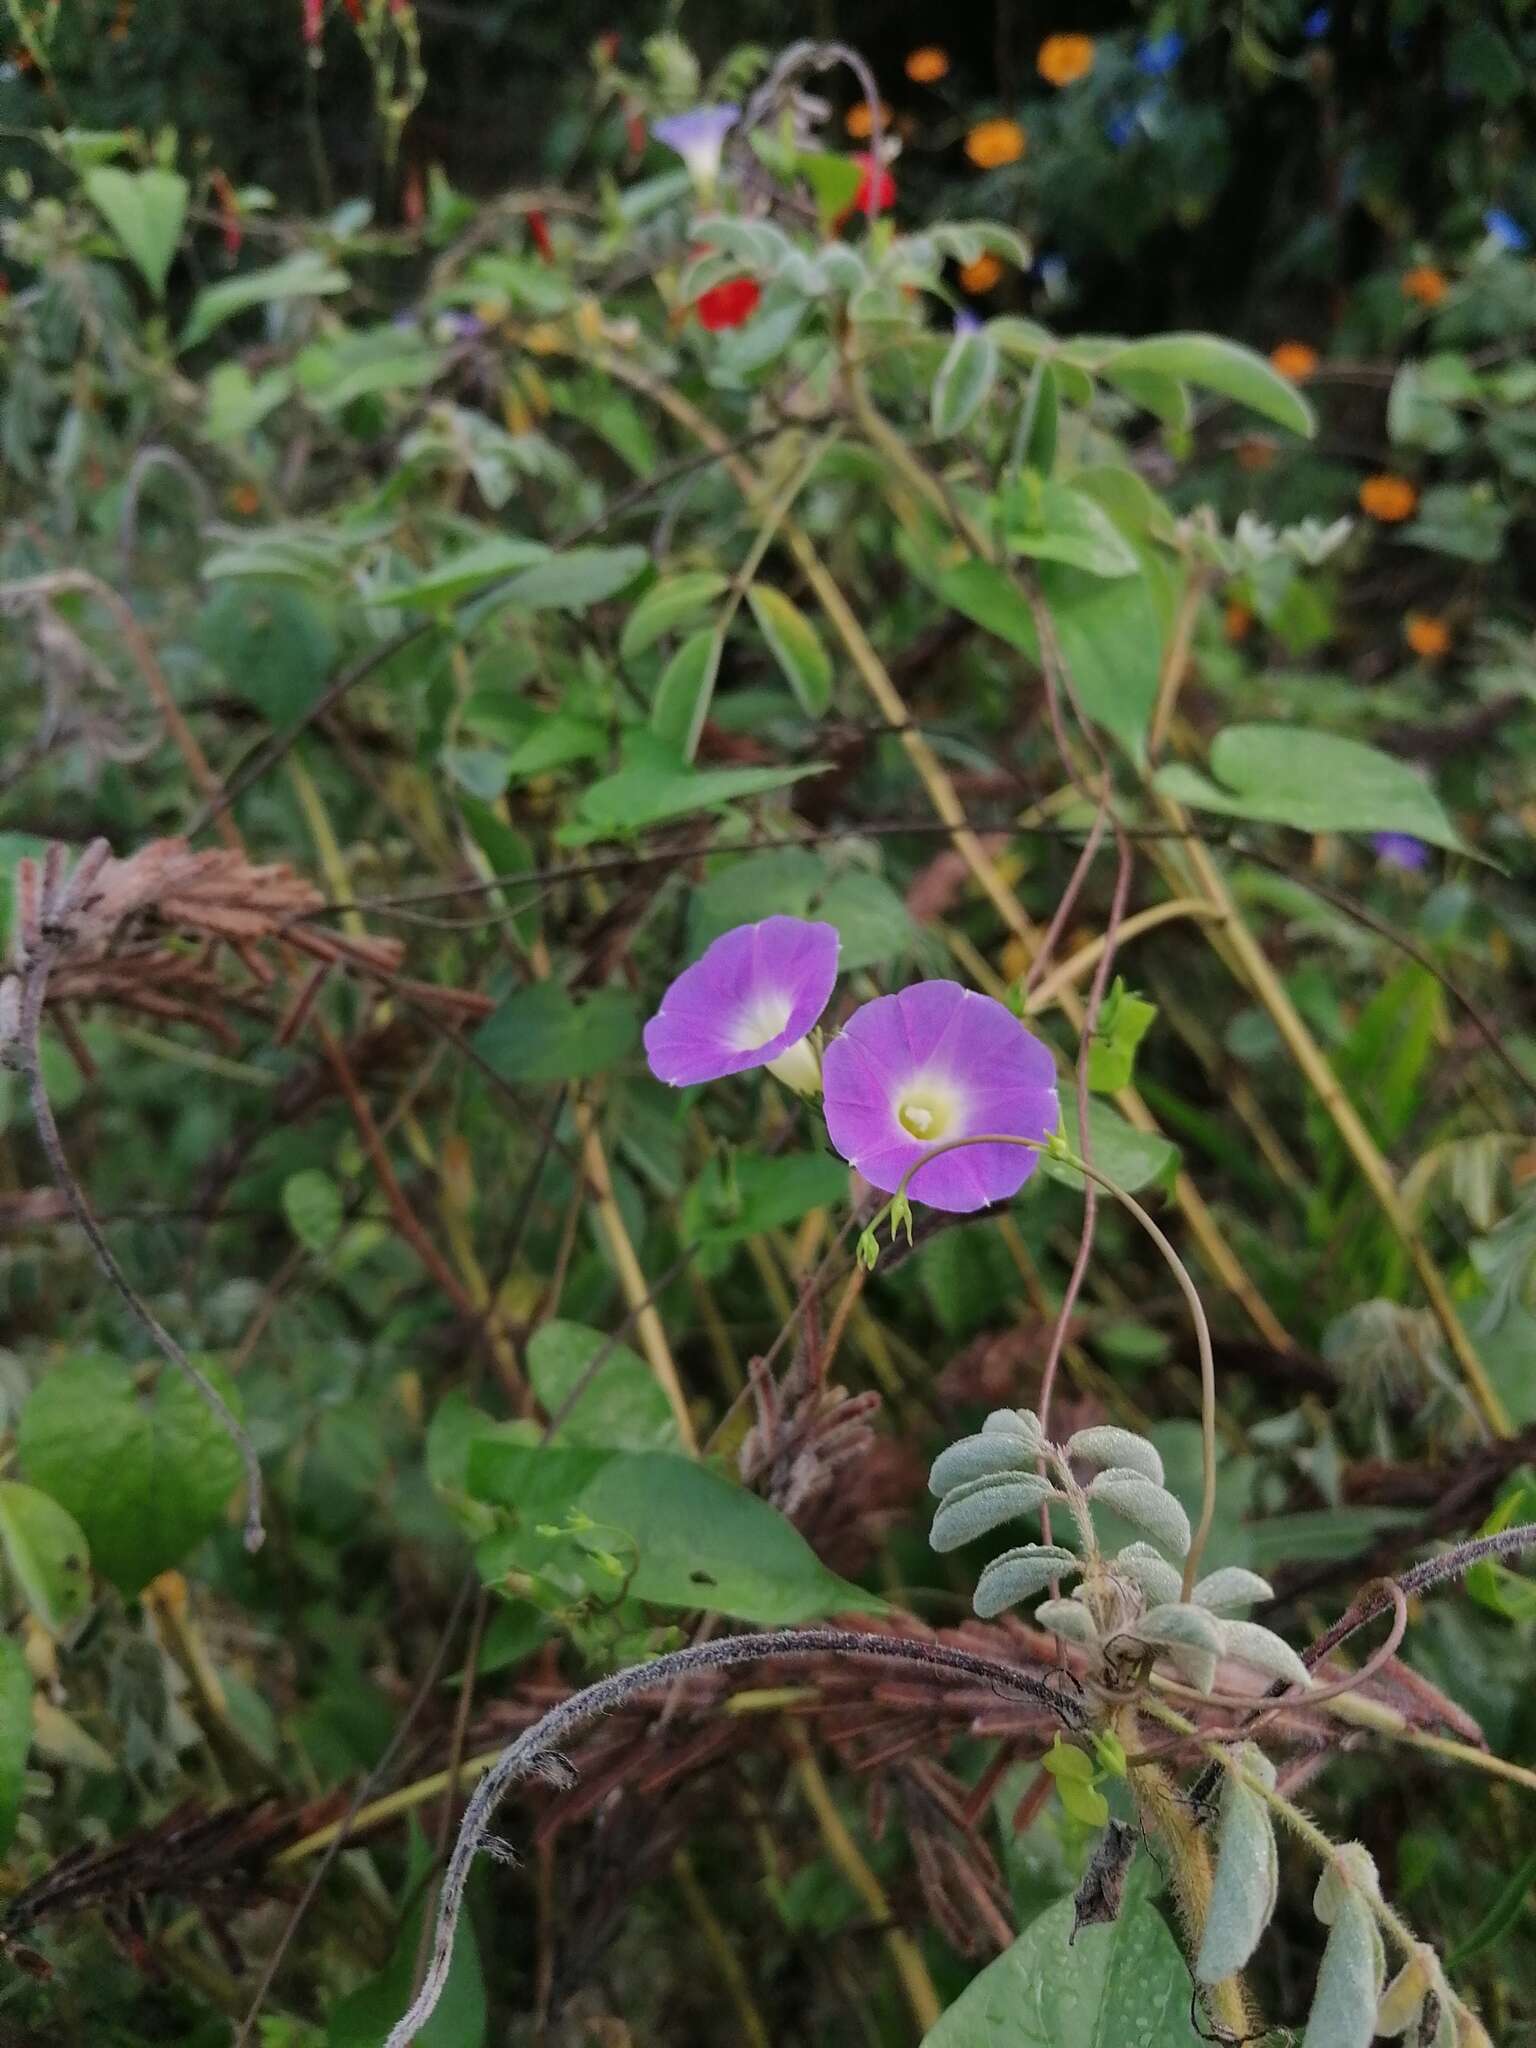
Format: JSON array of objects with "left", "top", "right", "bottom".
[
  {"left": 1235, "top": 435, "right": 1278, "bottom": 473},
  {"left": 844, "top": 100, "right": 892, "bottom": 139},
  {"left": 1402, "top": 264, "right": 1448, "bottom": 308},
  {"left": 959, "top": 252, "right": 1004, "bottom": 294},
  {"left": 695, "top": 276, "right": 761, "bottom": 331},
  {"left": 1224, "top": 601, "right": 1255, "bottom": 643},
  {"left": 905, "top": 46, "right": 950, "bottom": 84},
  {"left": 964, "top": 117, "right": 1027, "bottom": 169},
  {"left": 1359, "top": 473, "right": 1418, "bottom": 522},
  {"left": 227, "top": 482, "right": 262, "bottom": 518},
  {"left": 1269, "top": 340, "right": 1319, "bottom": 381},
  {"left": 1037, "top": 34, "right": 1095, "bottom": 86},
  {"left": 1405, "top": 612, "right": 1451, "bottom": 658}
]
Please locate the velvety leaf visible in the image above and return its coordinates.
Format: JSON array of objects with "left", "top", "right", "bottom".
[
  {"left": 1086, "top": 1469, "right": 1191, "bottom": 1556},
  {"left": 1034, "top": 1596, "right": 1099, "bottom": 1646},
  {"left": 920, "top": 1896, "right": 1207, "bottom": 2045},
  {"left": 1115, "top": 1541, "right": 1183, "bottom": 1608},
  {"left": 1191, "top": 1566, "right": 1274, "bottom": 1614},
  {"left": 972, "top": 1544, "right": 1079, "bottom": 1617},
  {"left": 1303, "top": 1890, "right": 1386, "bottom": 2048},
  {"left": 1196, "top": 1748, "right": 1279, "bottom": 1983},
  {"left": 928, "top": 1431, "right": 1041, "bottom": 1499},
  {"left": 929, "top": 1472, "right": 1060, "bottom": 1552},
  {"left": 1219, "top": 1618, "right": 1311, "bottom": 1689},
  {"left": 1066, "top": 1426, "right": 1164, "bottom": 1487},
  {"left": 19, "top": 1356, "right": 244, "bottom": 1597}
]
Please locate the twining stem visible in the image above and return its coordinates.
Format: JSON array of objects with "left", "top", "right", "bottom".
[
  {"left": 869, "top": 1133, "right": 1218, "bottom": 1598},
  {"left": 379, "top": 1628, "right": 1080, "bottom": 2048},
  {"left": 1022, "top": 898, "right": 1220, "bottom": 1015}
]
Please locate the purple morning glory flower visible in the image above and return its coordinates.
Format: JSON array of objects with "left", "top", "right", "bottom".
[
  {"left": 1302, "top": 7, "right": 1330, "bottom": 37},
  {"left": 1371, "top": 832, "right": 1430, "bottom": 871},
  {"left": 1484, "top": 209, "right": 1529, "bottom": 255},
  {"left": 644, "top": 915, "right": 838, "bottom": 1092},
  {"left": 822, "top": 982, "right": 1059, "bottom": 1214},
  {"left": 651, "top": 103, "right": 740, "bottom": 195},
  {"left": 1136, "top": 31, "right": 1184, "bottom": 75}
]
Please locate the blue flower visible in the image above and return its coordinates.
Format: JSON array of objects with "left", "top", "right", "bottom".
[
  {"left": 1302, "top": 7, "right": 1330, "bottom": 37},
  {"left": 1484, "top": 208, "right": 1530, "bottom": 255},
  {"left": 1105, "top": 107, "right": 1139, "bottom": 149},
  {"left": 953, "top": 309, "right": 982, "bottom": 335},
  {"left": 1370, "top": 833, "right": 1429, "bottom": 872},
  {"left": 652, "top": 104, "right": 741, "bottom": 196},
  {"left": 1136, "top": 31, "right": 1184, "bottom": 76}
]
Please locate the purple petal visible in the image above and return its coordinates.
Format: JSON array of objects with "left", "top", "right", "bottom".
[
  {"left": 644, "top": 915, "right": 838, "bottom": 1087},
  {"left": 1370, "top": 832, "right": 1430, "bottom": 872},
  {"left": 651, "top": 103, "right": 740, "bottom": 167},
  {"left": 822, "top": 982, "right": 1059, "bottom": 1215}
]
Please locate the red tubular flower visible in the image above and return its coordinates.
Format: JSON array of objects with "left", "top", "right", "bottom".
[
  {"left": 852, "top": 151, "right": 896, "bottom": 216},
  {"left": 695, "top": 276, "right": 761, "bottom": 331},
  {"left": 302, "top": 0, "right": 323, "bottom": 44},
  {"left": 342, "top": 0, "right": 362, "bottom": 19},
  {"left": 527, "top": 209, "right": 554, "bottom": 262},
  {"left": 210, "top": 170, "right": 243, "bottom": 258}
]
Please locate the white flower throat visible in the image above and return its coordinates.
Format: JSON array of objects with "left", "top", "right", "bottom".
[{"left": 896, "top": 1081, "right": 959, "bottom": 1141}]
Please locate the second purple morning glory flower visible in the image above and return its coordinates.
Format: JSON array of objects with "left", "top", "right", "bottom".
[
  {"left": 822, "top": 981, "right": 1059, "bottom": 1214},
  {"left": 644, "top": 915, "right": 838, "bottom": 1093}
]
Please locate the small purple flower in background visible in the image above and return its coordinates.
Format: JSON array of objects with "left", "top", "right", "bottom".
[
  {"left": 1105, "top": 107, "right": 1139, "bottom": 149},
  {"left": 438, "top": 310, "right": 486, "bottom": 342},
  {"left": 822, "top": 982, "right": 1059, "bottom": 1214},
  {"left": 1302, "top": 6, "right": 1331, "bottom": 38},
  {"left": 1136, "top": 31, "right": 1184, "bottom": 76},
  {"left": 651, "top": 103, "right": 740, "bottom": 198},
  {"left": 953, "top": 308, "right": 982, "bottom": 335},
  {"left": 1037, "top": 252, "right": 1070, "bottom": 301},
  {"left": 644, "top": 915, "right": 838, "bottom": 1093},
  {"left": 1371, "top": 832, "right": 1430, "bottom": 872},
  {"left": 1484, "top": 209, "right": 1530, "bottom": 255}
]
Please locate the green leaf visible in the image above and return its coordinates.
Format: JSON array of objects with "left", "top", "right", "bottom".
[
  {"left": 920, "top": 1896, "right": 1206, "bottom": 2046},
  {"left": 83, "top": 166, "right": 188, "bottom": 298},
  {"left": 931, "top": 325, "right": 999, "bottom": 438},
  {"left": 19, "top": 1356, "right": 244, "bottom": 1597},
  {"left": 1155, "top": 725, "right": 1467, "bottom": 853},
  {"left": 1086, "top": 979, "right": 1157, "bottom": 1093},
  {"left": 282, "top": 1169, "right": 344, "bottom": 1256},
  {"left": 684, "top": 1151, "right": 847, "bottom": 1274},
  {"left": 1402, "top": 484, "right": 1510, "bottom": 564},
  {"left": 816, "top": 870, "right": 913, "bottom": 972},
  {"left": 203, "top": 362, "right": 291, "bottom": 443},
  {"left": 1005, "top": 481, "right": 1141, "bottom": 578},
  {"left": 1303, "top": 1888, "right": 1385, "bottom": 2048},
  {"left": 1046, "top": 1096, "right": 1179, "bottom": 1195},
  {"left": 527, "top": 1321, "right": 679, "bottom": 1451},
  {"left": 797, "top": 150, "right": 863, "bottom": 232},
  {"left": 474, "top": 983, "right": 638, "bottom": 1084},
  {"left": 621, "top": 572, "right": 730, "bottom": 659},
  {"left": 1447, "top": 1842, "right": 1536, "bottom": 1970},
  {"left": 498, "top": 545, "right": 648, "bottom": 612},
  {"left": 0, "top": 1482, "right": 92, "bottom": 1637},
  {"left": 467, "top": 1445, "right": 882, "bottom": 1624},
  {"left": 0, "top": 1638, "right": 32, "bottom": 1856},
  {"left": 569, "top": 754, "right": 829, "bottom": 841},
  {"left": 1097, "top": 333, "right": 1316, "bottom": 437},
  {"left": 182, "top": 250, "right": 350, "bottom": 349},
  {"left": 294, "top": 326, "right": 444, "bottom": 410},
  {"left": 502, "top": 713, "right": 606, "bottom": 779},
  {"left": 1196, "top": 1749, "right": 1279, "bottom": 1984},
  {"left": 196, "top": 580, "right": 337, "bottom": 724},
  {"left": 746, "top": 585, "right": 833, "bottom": 717},
  {"left": 652, "top": 627, "right": 723, "bottom": 761},
  {"left": 380, "top": 535, "right": 551, "bottom": 610}
]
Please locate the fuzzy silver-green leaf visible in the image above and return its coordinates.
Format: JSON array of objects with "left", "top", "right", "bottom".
[
  {"left": 1191, "top": 1566, "right": 1274, "bottom": 1615},
  {"left": 973, "top": 1543, "right": 1079, "bottom": 1618},
  {"left": 929, "top": 1471, "right": 1059, "bottom": 1553},
  {"left": 1086, "top": 1468, "right": 1191, "bottom": 1555},
  {"left": 1221, "top": 1618, "right": 1311, "bottom": 1690},
  {"left": 1035, "top": 1595, "right": 1100, "bottom": 1647},
  {"left": 1116, "top": 1541, "right": 1183, "bottom": 1608},
  {"left": 929, "top": 1431, "right": 1039, "bottom": 1499},
  {"left": 1302, "top": 1889, "right": 1386, "bottom": 2048},
  {"left": 1066, "top": 1425, "right": 1164, "bottom": 1486},
  {"left": 1196, "top": 1748, "right": 1278, "bottom": 1984}
]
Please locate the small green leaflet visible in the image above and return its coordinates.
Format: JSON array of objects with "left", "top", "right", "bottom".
[
  {"left": 1156, "top": 725, "right": 1469, "bottom": 853},
  {"left": 497, "top": 544, "right": 648, "bottom": 612},
  {"left": 1086, "top": 979, "right": 1158, "bottom": 1093},
  {"left": 651, "top": 628, "right": 723, "bottom": 760},
  {"left": 563, "top": 757, "right": 830, "bottom": 843},
  {"left": 1003, "top": 478, "right": 1140, "bottom": 578},
  {"left": 1046, "top": 1096, "right": 1179, "bottom": 1194},
  {"left": 527, "top": 1320, "right": 679, "bottom": 1451},
  {"left": 621, "top": 572, "right": 729, "bottom": 659},
  {"left": 381, "top": 535, "right": 551, "bottom": 610},
  {"left": 182, "top": 249, "right": 349, "bottom": 349},
  {"left": 282, "top": 1168, "right": 345, "bottom": 1255}
]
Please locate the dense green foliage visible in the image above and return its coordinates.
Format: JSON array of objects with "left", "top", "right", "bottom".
[{"left": 1, "top": 8, "right": 1535, "bottom": 2045}]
